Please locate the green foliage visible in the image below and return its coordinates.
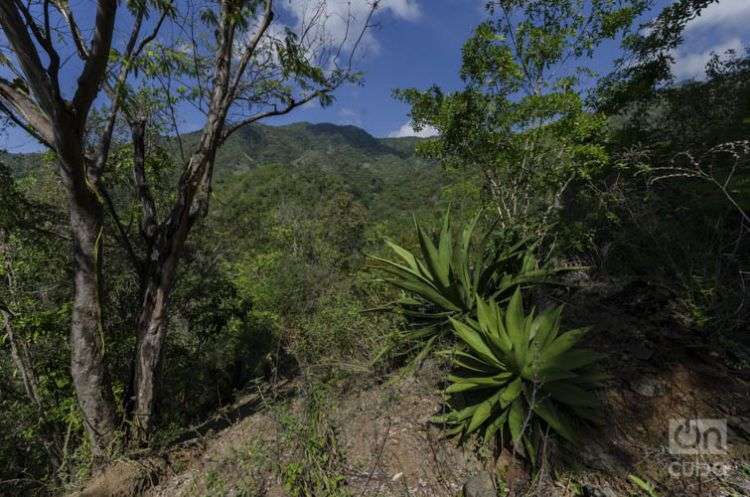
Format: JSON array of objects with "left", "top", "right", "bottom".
[
  {"left": 372, "top": 211, "right": 564, "bottom": 338},
  {"left": 0, "top": 163, "right": 82, "bottom": 492},
  {"left": 594, "top": 55, "right": 750, "bottom": 342},
  {"left": 3, "top": 0, "right": 748, "bottom": 491},
  {"left": 628, "top": 474, "right": 660, "bottom": 497},
  {"left": 292, "top": 290, "right": 391, "bottom": 379},
  {"left": 596, "top": 0, "right": 719, "bottom": 112},
  {"left": 435, "top": 290, "right": 603, "bottom": 459},
  {"left": 1, "top": 124, "right": 435, "bottom": 491},
  {"left": 608, "top": 52, "right": 750, "bottom": 154},
  {"left": 397, "top": 0, "right": 645, "bottom": 243}
]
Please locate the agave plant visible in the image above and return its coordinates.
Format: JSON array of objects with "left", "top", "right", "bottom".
[
  {"left": 435, "top": 289, "right": 604, "bottom": 459},
  {"left": 371, "top": 211, "right": 564, "bottom": 327}
]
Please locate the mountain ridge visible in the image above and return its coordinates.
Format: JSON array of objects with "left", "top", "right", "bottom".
[
  {"left": 1, "top": 121, "right": 426, "bottom": 178},
  {"left": 211, "top": 121, "right": 424, "bottom": 173}
]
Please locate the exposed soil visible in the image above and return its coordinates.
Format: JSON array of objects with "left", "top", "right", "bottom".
[{"left": 70, "top": 280, "right": 750, "bottom": 497}]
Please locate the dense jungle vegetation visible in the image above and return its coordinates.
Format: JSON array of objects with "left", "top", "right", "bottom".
[{"left": 1, "top": 1, "right": 748, "bottom": 496}]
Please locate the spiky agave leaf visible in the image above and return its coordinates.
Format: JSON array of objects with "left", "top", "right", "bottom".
[
  {"left": 436, "top": 289, "right": 604, "bottom": 459},
  {"left": 371, "top": 211, "right": 572, "bottom": 348}
]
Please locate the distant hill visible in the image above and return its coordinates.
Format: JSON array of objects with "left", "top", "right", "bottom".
[
  {"left": 2, "top": 122, "right": 442, "bottom": 219},
  {"left": 3, "top": 122, "right": 425, "bottom": 175},
  {"left": 205, "top": 122, "right": 441, "bottom": 220},
  {"left": 1, "top": 150, "right": 45, "bottom": 178},
  {"left": 205, "top": 122, "right": 424, "bottom": 175}
]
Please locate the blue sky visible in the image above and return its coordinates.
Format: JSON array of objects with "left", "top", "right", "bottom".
[
  {"left": 2, "top": 0, "right": 750, "bottom": 152},
  {"left": 295, "top": 0, "right": 750, "bottom": 138},
  {"left": 270, "top": 0, "right": 487, "bottom": 138}
]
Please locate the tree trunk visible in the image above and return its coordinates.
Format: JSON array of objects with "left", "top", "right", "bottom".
[
  {"left": 0, "top": 0, "right": 121, "bottom": 463},
  {"left": 67, "top": 174, "right": 118, "bottom": 461},
  {"left": 130, "top": 275, "right": 171, "bottom": 444},
  {"left": 127, "top": 129, "right": 220, "bottom": 443}
]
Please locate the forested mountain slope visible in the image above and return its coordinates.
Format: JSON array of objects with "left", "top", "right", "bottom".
[
  {"left": 208, "top": 122, "right": 442, "bottom": 220},
  {"left": 2, "top": 122, "right": 440, "bottom": 217},
  {"left": 215, "top": 122, "right": 419, "bottom": 168}
]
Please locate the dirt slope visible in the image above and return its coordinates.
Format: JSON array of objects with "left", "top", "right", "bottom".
[{"left": 71, "top": 282, "right": 750, "bottom": 497}]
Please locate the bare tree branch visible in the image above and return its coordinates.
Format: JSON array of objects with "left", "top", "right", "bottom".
[
  {"left": 12, "top": 0, "right": 62, "bottom": 94},
  {"left": 131, "top": 119, "right": 158, "bottom": 247},
  {"left": 100, "top": 183, "right": 143, "bottom": 273},
  {"left": 225, "top": 0, "right": 274, "bottom": 112},
  {"left": 0, "top": 77, "right": 54, "bottom": 146},
  {"left": 222, "top": 91, "right": 320, "bottom": 141},
  {"left": 71, "top": 0, "right": 118, "bottom": 127},
  {"left": 0, "top": 3, "right": 56, "bottom": 113},
  {"left": 91, "top": 7, "right": 148, "bottom": 178},
  {"left": 51, "top": 0, "right": 90, "bottom": 59}
]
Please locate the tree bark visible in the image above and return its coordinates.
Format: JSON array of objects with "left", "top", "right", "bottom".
[
  {"left": 130, "top": 273, "right": 171, "bottom": 444},
  {"left": 67, "top": 174, "right": 118, "bottom": 461}
]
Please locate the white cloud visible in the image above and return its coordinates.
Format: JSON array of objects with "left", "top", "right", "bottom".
[
  {"left": 383, "top": 0, "right": 421, "bottom": 21},
  {"left": 672, "top": 37, "right": 745, "bottom": 80},
  {"left": 684, "top": 0, "right": 750, "bottom": 33},
  {"left": 388, "top": 121, "right": 439, "bottom": 138},
  {"left": 280, "top": 0, "right": 421, "bottom": 55},
  {"left": 338, "top": 107, "right": 363, "bottom": 126},
  {"left": 666, "top": 0, "right": 750, "bottom": 81}
]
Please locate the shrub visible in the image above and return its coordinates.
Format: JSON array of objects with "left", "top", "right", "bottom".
[
  {"left": 291, "top": 288, "right": 392, "bottom": 379},
  {"left": 434, "top": 290, "right": 604, "bottom": 460}
]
